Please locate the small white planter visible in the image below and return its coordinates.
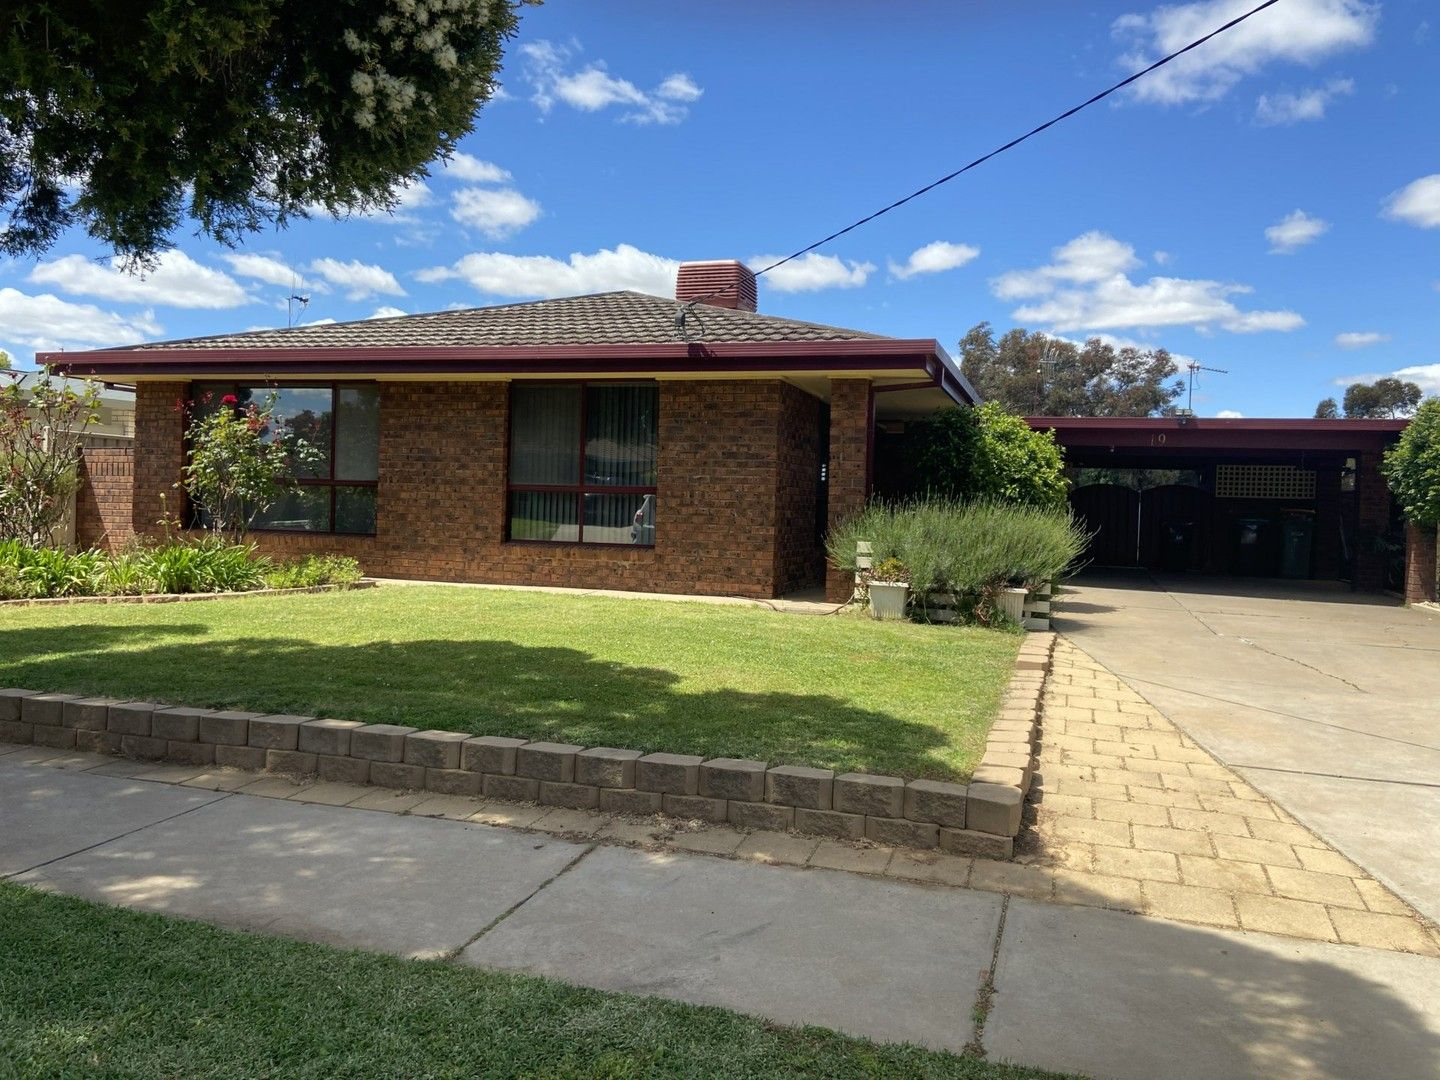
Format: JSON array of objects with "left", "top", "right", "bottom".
[
  {"left": 868, "top": 581, "right": 910, "bottom": 620},
  {"left": 997, "top": 586, "right": 1028, "bottom": 626}
]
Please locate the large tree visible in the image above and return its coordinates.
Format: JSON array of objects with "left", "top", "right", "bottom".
[
  {"left": 958, "top": 323, "right": 1184, "bottom": 417},
  {"left": 1, "top": 0, "right": 524, "bottom": 263},
  {"left": 1314, "top": 397, "right": 1340, "bottom": 419},
  {"left": 1339, "top": 378, "right": 1423, "bottom": 419}
]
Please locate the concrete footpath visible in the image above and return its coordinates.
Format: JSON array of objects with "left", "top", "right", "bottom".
[{"left": 4, "top": 751, "right": 1440, "bottom": 1079}]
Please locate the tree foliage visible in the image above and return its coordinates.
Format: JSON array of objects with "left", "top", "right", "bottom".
[
  {"left": 1314, "top": 397, "right": 1340, "bottom": 419},
  {"left": 1383, "top": 398, "right": 1440, "bottom": 529},
  {"left": 1, "top": 0, "right": 525, "bottom": 262},
  {"left": 958, "top": 322, "right": 1184, "bottom": 417},
  {"left": 1339, "top": 378, "right": 1423, "bottom": 419},
  {"left": 898, "top": 402, "right": 1068, "bottom": 509},
  {"left": 0, "top": 369, "right": 99, "bottom": 545}
]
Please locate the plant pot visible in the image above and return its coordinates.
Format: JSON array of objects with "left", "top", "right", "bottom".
[
  {"left": 868, "top": 581, "right": 909, "bottom": 621},
  {"left": 997, "top": 586, "right": 1028, "bottom": 626}
]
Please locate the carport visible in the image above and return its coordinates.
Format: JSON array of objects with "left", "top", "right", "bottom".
[{"left": 1028, "top": 416, "right": 1408, "bottom": 592}]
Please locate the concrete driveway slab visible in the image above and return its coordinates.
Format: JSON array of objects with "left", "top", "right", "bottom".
[
  {"left": 462, "top": 843, "right": 1002, "bottom": 1052},
  {"left": 15, "top": 793, "right": 588, "bottom": 958},
  {"left": 987, "top": 899, "right": 1440, "bottom": 1080},
  {"left": 1056, "top": 572, "right": 1440, "bottom": 921},
  {"left": 0, "top": 759, "right": 223, "bottom": 876}
]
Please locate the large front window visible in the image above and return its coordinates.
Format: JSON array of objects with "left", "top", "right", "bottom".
[
  {"left": 191, "top": 382, "right": 379, "bottom": 535},
  {"left": 507, "top": 381, "right": 657, "bottom": 545}
]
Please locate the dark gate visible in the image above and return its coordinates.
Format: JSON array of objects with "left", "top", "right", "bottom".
[
  {"left": 1070, "top": 484, "right": 1140, "bottom": 567},
  {"left": 1139, "top": 484, "right": 1212, "bottom": 572}
]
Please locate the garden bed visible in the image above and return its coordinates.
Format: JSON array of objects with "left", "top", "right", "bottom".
[{"left": 0, "top": 579, "right": 377, "bottom": 606}]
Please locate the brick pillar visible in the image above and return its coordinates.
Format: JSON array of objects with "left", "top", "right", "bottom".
[
  {"left": 1405, "top": 522, "right": 1438, "bottom": 604},
  {"left": 825, "top": 378, "right": 873, "bottom": 602},
  {"left": 76, "top": 447, "right": 136, "bottom": 551},
  {"left": 132, "top": 382, "right": 188, "bottom": 538},
  {"left": 1352, "top": 451, "right": 1390, "bottom": 591},
  {"left": 1311, "top": 466, "right": 1342, "bottom": 580}
]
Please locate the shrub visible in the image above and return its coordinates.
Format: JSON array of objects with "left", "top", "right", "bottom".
[
  {"left": 0, "top": 538, "right": 272, "bottom": 599},
  {"left": 142, "top": 537, "right": 267, "bottom": 594},
  {"left": 0, "top": 540, "right": 101, "bottom": 596},
  {"left": 894, "top": 403, "right": 1068, "bottom": 509},
  {"left": 0, "top": 369, "right": 100, "bottom": 544},
  {"left": 827, "top": 499, "right": 1089, "bottom": 622},
  {"left": 263, "top": 554, "right": 363, "bottom": 590}
]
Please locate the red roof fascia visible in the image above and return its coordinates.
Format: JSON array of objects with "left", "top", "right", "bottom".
[{"left": 1026, "top": 415, "right": 1406, "bottom": 452}]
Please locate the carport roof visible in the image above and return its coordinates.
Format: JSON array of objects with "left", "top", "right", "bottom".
[{"left": 1027, "top": 415, "right": 1406, "bottom": 454}]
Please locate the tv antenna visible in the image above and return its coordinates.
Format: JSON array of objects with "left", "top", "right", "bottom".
[
  {"left": 287, "top": 271, "right": 311, "bottom": 328},
  {"left": 1185, "top": 362, "right": 1228, "bottom": 413}
]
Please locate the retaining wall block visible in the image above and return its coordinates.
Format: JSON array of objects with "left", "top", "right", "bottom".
[
  {"left": 904, "top": 779, "right": 969, "bottom": 828},
  {"left": 370, "top": 761, "right": 426, "bottom": 789},
  {"left": 200, "top": 710, "right": 262, "bottom": 746},
  {"left": 76, "top": 729, "right": 123, "bottom": 755},
  {"left": 516, "top": 741, "right": 583, "bottom": 783},
  {"left": 793, "top": 807, "right": 865, "bottom": 840},
  {"left": 728, "top": 800, "right": 794, "bottom": 831},
  {"left": 166, "top": 740, "right": 214, "bottom": 766},
  {"left": 540, "top": 781, "right": 601, "bottom": 809},
  {"left": 107, "top": 702, "right": 157, "bottom": 737},
  {"left": 0, "top": 688, "right": 38, "bottom": 722},
  {"left": 599, "top": 788, "right": 662, "bottom": 814},
  {"left": 966, "top": 782, "right": 1023, "bottom": 837},
  {"left": 349, "top": 724, "right": 417, "bottom": 762},
  {"left": 833, "top": 773, "right": 905, "bottom": 818},
  {"left": 33, "top": 725, "right": 78, "bottom": 749},
  {"left": 940, "top": 828, "right": 1013, "bottom": 859},
  {"left": 462, "top": 736, "right": 527, "bottom": 775},
  {"left": 986, "top": 728, "right": 1032, "bottom": 746},
  {"left": 662, "top": 793, "right": 728, "bottom": 823},
  {"left": 765, "top": 765, "right": 834, "bottom": 810},
  {"left": 971, "top": 764, "right": 1026, "bottom": 791},
  {"left": 317, "top": 754, "right": 370, "bottom": 784},
  {"left": 575, "top": 746, "right": 642, "bottom": 789},
  {"left": 404, "top": 729, "right": 469, "bottom": 770},
  {"left": 980, "top": 749, "right": 1032, "bottom": 785},
  {"left": 152, "top": 707, "right": 212, "bottom": 742},
  {"left": 248, "top": 714, "right": 313, "bottom": 751},
  {"left": 215, "top": 744, "right": 266, "bottom": 771},
  {"left": 120, "top": 734, "right": 167, "bottom": 760},
  {"left": 866, "top": 816, "right": 939, "bottom": 849},
  {"left": 265, "top": 749, "right": 318, "bottom": 776},
  {"left": 426, "top": 767, "right": 483, "bottom": 797},
  {"left": 699, "top": 758, "right": 768, "bottom": 802},
  {"left": 484, "top": 773, "right": 540, "bottom": 802},
  {"left": 0, "top": 719, "right": 33, "bottom": 744},
  {"left": 22, "top": 693, "right": 79, "bottom": 726},
  {"left": 298, "top": 719, "right": 365, "bottom": 757},
  {"left": 636, "top": 753, "right": 704, "bottom": 795},
  {"left": 64, "top": 697, "right": 118, "bottom": 731}
]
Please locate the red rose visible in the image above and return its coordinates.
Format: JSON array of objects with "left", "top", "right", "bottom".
[{"left": 221, "top": 393, "right": 238, "bottom": 405}]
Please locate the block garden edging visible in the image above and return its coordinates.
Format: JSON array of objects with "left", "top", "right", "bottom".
[
  {"left": 0, "top": 579, "right": 378, "bottom": 607},
  {"left": 0, "top": 633, "right": 1053, "bottom": 857}
]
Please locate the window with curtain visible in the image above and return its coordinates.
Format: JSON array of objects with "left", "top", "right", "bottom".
[
  {"left": 190, "top": 382, "right": 380, "bottom": 535},
  {"left": 508, "top": 381, "right": 657, "bottom": 545}
]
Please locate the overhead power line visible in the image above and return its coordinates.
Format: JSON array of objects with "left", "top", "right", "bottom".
[{"left": 686, "top": 0, "right": 1282, "bottom": 311}]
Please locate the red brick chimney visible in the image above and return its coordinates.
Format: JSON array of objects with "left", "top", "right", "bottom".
[{"left": 675, "top": 260, "right": 757, "bottom": 312}]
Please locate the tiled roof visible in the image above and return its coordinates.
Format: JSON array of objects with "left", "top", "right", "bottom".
[{"left": 131, "top": 291, "right": 887, "bottom": 351}]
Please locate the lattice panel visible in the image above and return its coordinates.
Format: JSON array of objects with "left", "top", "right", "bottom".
[{"left": 1215, "top": 464, "right": 1316, "bottom": 500}]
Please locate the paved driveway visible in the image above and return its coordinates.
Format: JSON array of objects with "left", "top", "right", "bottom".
[{"left": 1054, "top": 571, "right": 1440, "bottom": 923}]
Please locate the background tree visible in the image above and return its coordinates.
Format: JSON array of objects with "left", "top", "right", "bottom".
[
  {"left": 1340, "top": 378, "right": 1423, "bottom": 419},
  {"left": 0, "top": 369, "right": 100, "bottom": 545},
  {"left": 895, "top": 402, "right": 1068, "bottom": 509},
  {"left": 1, "top": 0, "right": 525, "bottom": 263},
  {"left": 1314, "top": 397, "right": 1340, "bottom": 419},
  {"left": 0, "top": 349, "right": 11, "bottom": 370},
  {"left": 1381, "top": 397, "right": 1440, "bottom": 588},
  {"left": 958, "top": 322, "right": 1184, "bottom": 417}
]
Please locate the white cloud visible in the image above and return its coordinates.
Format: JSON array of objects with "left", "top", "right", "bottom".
[
  {"left": 1382, "top": 174, "right": 1440, "bottom": 229},
  {"left": 1113, "top": 0, "right": 1378, "bottom": 106},
  {"left": 0, "top": 287, "right": 162, "bottom": 351},
  {"left": 1216, "top": 409, "right": 1245, "bottom": 418},
  {"left": 221, "top": 253, "right": 329, "bottom": 294},
  {"left": 368, "top": 306, "right": 407, "bottom": 319},
  {"left": 1337, "top": 364, "right": 1440, "bottom": 395},
  {"left": 1255, "top": 77, "right": 1354, "bottom": 124},
  {"left": 450, "top": 187, "right": 542, "bottom": 239},
  {"left": 888, "top": 241, "right": 980, "bottom": 280},
  {"left": 747, "top": 253, "right": 874, "bottom": 293},
  {"left": 1153, "top": 250, "right": 1173, "bottom": 265},
  {"left": 522, "top": 40, "right": 702, "bottom": 124},
  {"left": 417, "top": 243, "right": 680, "bottom": 299},
  {"left": 28, "top": 251, "right": 250, "bottom": 309},
  {"left": 995, "top": 231, "right": 1304, "bottom": 334},
  {"left": 1334, "top": 331, "right": 1389, "bottom": 348},
  {"left": 442, "top": 154, "right": 512, "bottom": 184},
  {"left": 1265, "top": 209, "right": 1329, "bottom": 253},
  {"left": 308, "top": 258, "right": 405, "bottom": 301}
]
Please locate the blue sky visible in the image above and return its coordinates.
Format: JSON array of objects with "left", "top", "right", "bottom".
[{"left": 3, "top": 0, "right": 1436, "bottom": 417}]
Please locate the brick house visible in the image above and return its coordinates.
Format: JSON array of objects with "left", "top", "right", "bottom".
[{"left": 47, "top": 261, "right": 974, "bottom": 601}]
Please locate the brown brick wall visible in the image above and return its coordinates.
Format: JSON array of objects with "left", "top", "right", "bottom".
[
  {"left": 75, "top": 447, "right": 136, "bottom": 550},
  {"left": 825, "top": 378, "right": 873, "bottom": 602},
  {"left": 129, "top": 378, "right": 828, "bottom": 599},
  {"left": 1405, "top": 522, "right": 1437, "bottom": 604},
  {"left": 133, "top": 382, "right": 188, "bottom": 537},
  {"left": 1353, "top": 451, "right": 1391, "bottom": 591}
]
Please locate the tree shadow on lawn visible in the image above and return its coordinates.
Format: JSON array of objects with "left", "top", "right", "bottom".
[{"left": 0, "top": 623, "right": 973, "bottom": 780}]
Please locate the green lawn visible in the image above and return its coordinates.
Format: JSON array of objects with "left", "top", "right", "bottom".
[
  {"left": 0, "top": 884, "right": 1069, "bottom": 1079},
  {"left": 0, "top": 586, "right": 1019, "bottom": 780}
]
